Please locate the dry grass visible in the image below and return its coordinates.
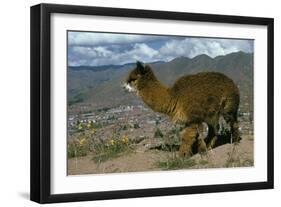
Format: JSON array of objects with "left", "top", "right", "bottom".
[{"left": 157, "top": 152, "right": 196, "bottom": 170}]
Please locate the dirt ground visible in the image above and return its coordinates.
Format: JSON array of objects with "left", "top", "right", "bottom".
[{"left": 68, "top": 134, "right": 253, "bottom": 175}]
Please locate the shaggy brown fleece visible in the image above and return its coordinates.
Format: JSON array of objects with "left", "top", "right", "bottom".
[{"left": 124, "top": 62, "right": 240, "bottom": 157}]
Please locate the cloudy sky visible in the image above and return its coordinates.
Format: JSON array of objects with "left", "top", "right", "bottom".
[{"left": 68, "top": 31, "right": 253, "bottom": 67}]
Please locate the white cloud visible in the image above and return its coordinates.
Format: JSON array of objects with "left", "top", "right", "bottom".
[
  {"left": 68, "top": 32, "right": 166, "bottom": 46},
  {"left": 158, "top": 38, "right": 253, "bottom": 60},
  {"left": 71, "top": 46, "right": 113, "bottom": 58},
  {"left": 69, "top": 43, "right": 160, "bottom": 66},
  {"left": 68, "top": 33, "right": 253, "bottom": 66}
]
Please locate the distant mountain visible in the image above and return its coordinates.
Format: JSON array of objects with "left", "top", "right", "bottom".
[
  {"left": 69, "top": 61, "right": 166, "bottom": 72},
  {"left": 69, "top": 62, "right": 136, "bottom": 72},
  {"left": 68, "top": 51, "right": 253, "bottom": 114}
]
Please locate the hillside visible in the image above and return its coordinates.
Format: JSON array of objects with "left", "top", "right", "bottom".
[{"left": 68, "top": 133, "right": 253, "bottom": 175}]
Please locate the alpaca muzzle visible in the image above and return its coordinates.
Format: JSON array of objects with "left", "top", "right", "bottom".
[{"left": 122, "top": 83, "right": 136, "bottom": 93}]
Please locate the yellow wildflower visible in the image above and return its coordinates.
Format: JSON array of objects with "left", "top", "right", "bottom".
[
  {"left": 77, "top": 123, "right": 83, "bottom": 130},
  {"left": 79, "top": 138, "right": 86, "bottom": 146},
  {"left": 87, "top": 120, "right": 94, "bottom": 129},
  {"left": 122, "top": 135, "right": 129, "bottom": 144},
  {"left": 91, "top": 128, "right": 96, "bottom": 133},
  {"left": 110, "top": 139, "right": 115, "bottom": 146}
]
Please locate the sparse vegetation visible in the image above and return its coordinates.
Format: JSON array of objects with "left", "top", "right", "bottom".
[
  {"left": 133, "top": 123, "right": 140, "bottom": 129},
  {"left": 120, "top": 125, "right": 128, "bottom": 131},
  {"left": 68, "top": 120, "right": 134, "bottom": 163},
  {"left": 67, "top": 120, "right": 96, "bottom": 158},
  {"left": 198, "top": 159, "right": 209, "bottom": 165},
  {"left": 223, "top": 145, "right": 254, "bottom": 168},
  {"left": 159, "top": 129, "right": 181, "bottom": 152},
  {"left": 155, "top": 126, "right": 197, "bottom": 170},
  {"left": 158, "top": 154, "right": 196, "bottom": 170},
  {"left": 92, "top": 134, "right": 132, "bottom": 163},
  {"left": 67, "top": 137, "right": 90, "bottom": 158},
  {"left": 224, "top": 155, "right": 254, "bottom": 168},
  {"left": 67, "top": 105, "right": 253, "bottom": 174},
  {"left": 154, "top": 127, "right": 164, "bottom": 138}
]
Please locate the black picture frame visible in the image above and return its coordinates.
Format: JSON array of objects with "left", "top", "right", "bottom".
[{"left": 30, "top": 3, "right": 274, "bottom": 204}]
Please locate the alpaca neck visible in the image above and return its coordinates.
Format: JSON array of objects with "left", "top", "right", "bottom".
[{"left": 138, "top": 76, "right": 175, "bottom": 115}]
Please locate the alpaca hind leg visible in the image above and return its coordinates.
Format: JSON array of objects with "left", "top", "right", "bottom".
[
  {"left": 231, "top": 121, "right": 241, "bottom": 144},
  {"left": 179, "top": 124, "right": 198, "bottom": 157},
  {"left": 197, "top": 122, "right": 209, "bottom": 154},
  {"left": 223, "top": 114, "right": 240, "bottom": 144},
  {"left": 207, "top": 136, "right": 218, "bottom": 150},
  {"left": 204, "top": 124, "right": 218, "bottom": 150},
  {"left": 221, "top": 95, "right": 240, "bottom": 143}
]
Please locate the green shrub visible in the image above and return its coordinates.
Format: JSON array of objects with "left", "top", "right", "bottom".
[
  {"left": 154, "top": 128, "right": 164, "bottom": 138},
  {"left": 133, "top": 123, "right": 140, "bottom": 129},
  {"left": 67, "top": 137, "right": 89, "bottom": 158},
  {"left": 158, "top": 154, "right": 196, "bottom": 170}
]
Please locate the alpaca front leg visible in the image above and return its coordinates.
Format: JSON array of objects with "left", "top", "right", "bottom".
[
  {"left": 179, "top": 124, "right": 198, "bottom": 157},
  {"left": 197, "top": 138, "right": 207, "bottom": 154}
]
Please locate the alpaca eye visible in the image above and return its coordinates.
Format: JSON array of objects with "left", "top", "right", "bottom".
[{"left": 128, "top": 78, "right": 137, "bottom": 83}]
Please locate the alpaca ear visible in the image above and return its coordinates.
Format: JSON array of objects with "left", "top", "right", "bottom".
[{"left": 136, "top": 61, "right": 145, "bottom": 74}]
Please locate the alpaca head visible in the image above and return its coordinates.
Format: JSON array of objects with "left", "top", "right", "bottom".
[{"left": 123, "top": 61, "right": 153, "bottom": 93}]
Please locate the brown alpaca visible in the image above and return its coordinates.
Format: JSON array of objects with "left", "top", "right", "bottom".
[{"left": 124, "top": 62, "right": 240, "bottom": 157}]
